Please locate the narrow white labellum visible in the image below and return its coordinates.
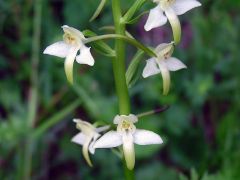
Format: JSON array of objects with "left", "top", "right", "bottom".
[{"left": 64, "top": 47, "right": 79, "bottom": 84}]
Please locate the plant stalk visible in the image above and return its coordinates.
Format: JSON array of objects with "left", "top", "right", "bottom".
[
  {"left": 112, "top": 0, "right": 134, "bottom": 179},
  {"left": 112, "top": 0, "right": 130, "bottom": 115}
]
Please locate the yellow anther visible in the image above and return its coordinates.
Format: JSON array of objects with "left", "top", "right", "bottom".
[
  {"left": 122, "top": 120, "right": 131, "bottom": 129},
  {"left": 63, "top": 33, "right": 77, "bottom": 45}
]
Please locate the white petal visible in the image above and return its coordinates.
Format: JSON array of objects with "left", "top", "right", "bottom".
[
  {"left": 144, "top": 5, "right": 167, "bottom": 31},
  {"left": 43, "top": 41, "right": 71, "bottom": 58},
  {"left": 122, "top": 132, "right": 135, "bottom": 170},
  {"left": 158, "top": 61, "right": 171, "bottom": 95},
  {"left": 64, "top": 47, "right": 79, "bottom": 84},
  {"left": 76, "top": 46, "right": 95, "bottom": 66},
  {"left": 142, "top": 58, "right": 161, "bottom": 78},
  {"left": 133, "top": 129, "right": 163, "bottom": 145},
  {"left": 95, "top": 125, "right": 110, "bottom": 133},
  {"left": 165, "top": 57, "right": 187, "bottom": 71},
  {"left": 94, "top": 131, "right": 122, "bottom": 148},
  {"left": 113, "top": 115, "right": 121, "bottom": 124},
  {"left": 114, "top": 114, "right": 138, "bottom": 124},
  {"left": 173, "top": 0, "right": 201, "bottom": 15},
  {"left": 165, "top": 8, "right": 181, "bottom": 44},
  {"left": 71, "top": 132, "right": 87, "bottom": 145},
  {"left": 128, "top": 114, "right": 138, "bottom": 123}
]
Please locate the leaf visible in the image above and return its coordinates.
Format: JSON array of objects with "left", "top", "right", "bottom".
[
  {"left": 122, "top": 0, "right": 148, "bottom": 23},
  {"left": 125, "top": 11, "right": 149, "bottom": 24},
  {"left": 126, "top": 51, "right": 145, "bottom": 88},
  {"left": 90, "top": 0, "right": 108, "bottom": 22}
]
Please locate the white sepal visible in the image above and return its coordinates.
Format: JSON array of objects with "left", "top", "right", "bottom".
[
  {"left": 71, "top": 132, "right": 87, "bottom": 145},
  {"left": 43, "top": 41, "right": 71, "bottom": 58},
  {"left": 76, "top": 46, "right": 95, "bottom": 66},
  {"left": 142, "top": 58, "right": 161, "bottom": 78},
  {"left": 134, "top": 129, "right": 163, "bottom": 145},
  {"left": 165, "top": 57, "right": 187, "bottom": 71},
  {"left": 173, "top": 0, "right": 202, "bottom": 15},
  {"left": 94, "top": 131, "right": 122, "bottom": 148},
  {"left": 62, "top": 25, "right": 86, "bottom": 40},
  {"left": 144, "top": 5, "right": 167, "bottom": 31}
]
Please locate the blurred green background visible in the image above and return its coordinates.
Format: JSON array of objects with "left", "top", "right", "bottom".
[{"left": 0, "top": 0, "right": 240, "bottom": 179}]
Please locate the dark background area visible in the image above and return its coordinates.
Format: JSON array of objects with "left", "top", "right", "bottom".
[{"left": 0, "top": 0, "right": 240, "bottom": 179}]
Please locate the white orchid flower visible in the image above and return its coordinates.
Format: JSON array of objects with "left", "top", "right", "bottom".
[
  {"left": 142, "top": 43, "right": 187, "bottom": 95},
  {"left": 43, "top": 25, "right": 94, "bottom": 84},
  {"left": 144, "top": 0, "right": 201, "bottom": 43},
  {"left": 71, "top": 119, "right": 109, "bottom": 167},
  {"left": 94, "top": 114, "right": 163, "bottom": 170}
]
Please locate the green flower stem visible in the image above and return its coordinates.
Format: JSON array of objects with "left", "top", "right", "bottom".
[
  {"left": 112, "top": 0, "right": 134, "bottom": 179},
  {"left": 85, "top": 34, "right": 156, "bottom": 57},
  {"left": 112, "top": 0, "right": 130, "bottom": 115},
  {"left": 137, "top": 106, "right": 169, "bottom": 118}
]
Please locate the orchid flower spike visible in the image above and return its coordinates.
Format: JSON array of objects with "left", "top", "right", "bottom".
[
  {"left": 71, "top": 119, "right": 109, "bottom": 167},
  {"left": 142, "top": 42, "right": 187, "bottom": 95},
  {"left": 43, "top": 25, "right": 94, "bottom": 84},
  {"left": 94, "top": 114, "right": 163, "bottom": 170},
  {"left": 144, "top": 0, "right": 201, "bottom": 44}
]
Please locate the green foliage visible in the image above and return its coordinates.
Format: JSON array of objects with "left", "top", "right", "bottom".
[{"left": 0, "top": 0, "right": 240, "bottom": 179}]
